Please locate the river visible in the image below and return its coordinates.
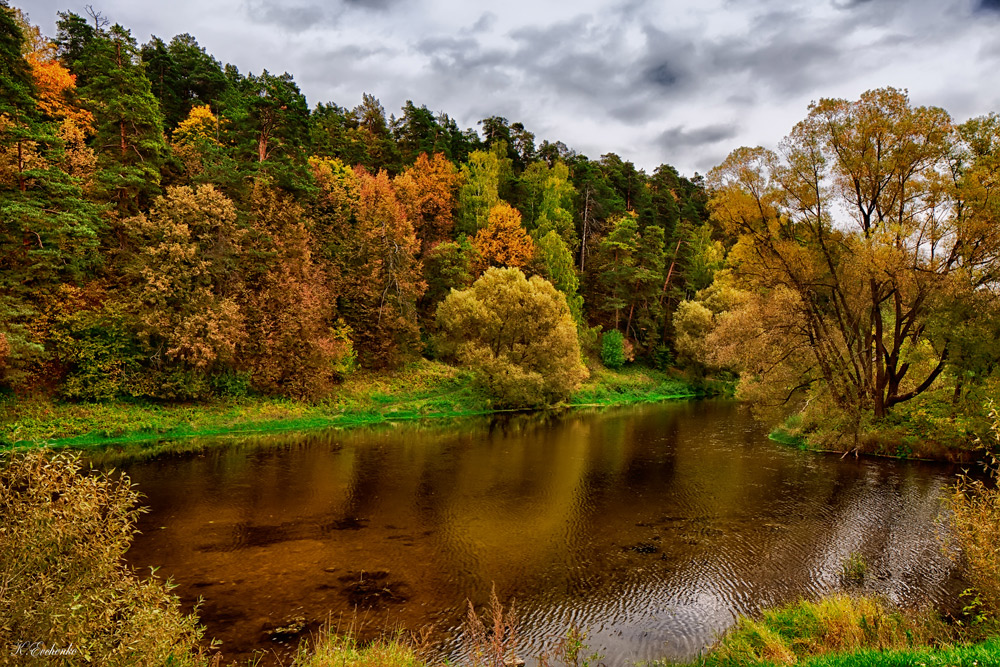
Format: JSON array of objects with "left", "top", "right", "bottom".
[{"left": 122, "top": 400, "right": 961, "bottom": 665}]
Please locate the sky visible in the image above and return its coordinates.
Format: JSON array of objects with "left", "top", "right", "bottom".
[{"left": 19, "top": 0, "right": 1000, "bottom": 176}]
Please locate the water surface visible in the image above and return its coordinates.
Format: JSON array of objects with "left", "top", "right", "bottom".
[{"left": 123, "top": 401, "right": 959, "bottom": 665}]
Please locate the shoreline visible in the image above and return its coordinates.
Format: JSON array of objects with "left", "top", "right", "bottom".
[
  {"left": 768, "top": 427, "right": 981, "bottom": 464},
  {"left": 0, "top": 360, "right": 724, "bottom": 457}
]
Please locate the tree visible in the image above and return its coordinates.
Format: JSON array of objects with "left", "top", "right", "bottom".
[
  {"left": 1, "top": 451, "right": 208, "bottom": 665},
  {"left": 219, "top": 69, "right": 310, "bottom": 190},
  {"left": 436, "top": 267, "right": 587, "bottom": 408},
  {"left": 706, "top": 88, "right": 1000, "bottom": 427},
  {"left": 457, "top": 147, "right": 509, "bottom": 235},
  {"left": 350, "top": 93, "right": 400, "bottom": 173},
  {"left": 591, "top": 212, "right": 640, "bottom": 330},
  {"left": 0, "top": 3, "right": 103, "bottom": 391},
  {"left": 130, "top": 184, "right": 245, "bottom": 391},
  {"left": 535, "top": 230, "right": 583, "bottom": 324},
  {"left": 242, "top": 182, "right": 355, "bottom": 398},
  {"left": 80, "top": 23, "right": 166, "bottom": 212},
  {"left": 393, "top": 151, "right": 461, "bottom": 253},
  {"left": 141, "top": 33, "right": 227, "bottom": 130},
  {"left": 472, "top": 201, "right": 535, "bottom": 270},
  {"left": 53, "top": 11, "right": 96, "bottom": 87},
  {"left": 394, "top": 100, "right": 451, "bottom": 163},
  {"left": 338, "top": 168, "right": 425, "bottom": 367}
]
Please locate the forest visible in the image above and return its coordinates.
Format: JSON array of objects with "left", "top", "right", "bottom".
[
  {"left": 3, "top": 1, "right": 1000, "bottom": 454},
  {"left": 0, "top": 4, "right": 717, "bottom": 412}
]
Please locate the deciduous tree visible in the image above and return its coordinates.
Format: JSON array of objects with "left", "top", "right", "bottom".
[{"left": 436, "top": 267, "right": 587, "bottom": 407}]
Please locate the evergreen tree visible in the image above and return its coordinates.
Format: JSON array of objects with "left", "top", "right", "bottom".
[{"left": 81, "top": 24, "right": 166, "bottom": 212}]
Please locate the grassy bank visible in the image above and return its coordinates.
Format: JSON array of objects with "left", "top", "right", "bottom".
[
  {"left": 645, "top": 594, "right": 1000, "bottom": 667},
  {"left": 766, "top": 396, "right": 988, "bottom": 463},
  {"left": 0, "top": 360, "right": 716, "bottom": 453},
  {"left": 571, "top": 363, "right": 730, "bottom": 406}
]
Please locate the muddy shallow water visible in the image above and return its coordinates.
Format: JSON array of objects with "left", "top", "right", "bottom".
[{"left": 122, "top": 401, "right": 960, "bottom": 665}]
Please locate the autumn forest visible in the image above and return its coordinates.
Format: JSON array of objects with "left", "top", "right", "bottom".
[{"left": 4, "top": 1, "right": 1000, "bottom": 454}]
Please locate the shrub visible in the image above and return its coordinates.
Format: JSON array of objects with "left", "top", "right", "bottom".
[
  {"left": 600, "top": 330, "right": 626, "bottom": 369},
  {"left": 0, "top": 451, "right": 209, "bottom": 666},
  {"left": 436, "top": 267, "right": 587, "bottom": 408},
  {"left": 652, "top": 344, "right": 674, "bottom": 370}
]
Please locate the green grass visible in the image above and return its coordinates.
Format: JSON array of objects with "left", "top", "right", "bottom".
[
  {"left": 290, "top": 631, "right": 427, "bottom": 667},
  {"left": 794, "top": 636, "right": 1000, "bottom": 666},
  {"left": 570, "top": 364, "right": 727, "bottom": 407},
  {"left": 0, "top": 360, "right": 716, "bottom": 457},
  {"left": 769, "top": 428, "right": 808, "bottom": 450},
  {"left": 645, "top": 594, "right": 1000, "bottom": 667},
  {"left": 0, "top": 360, "right": 491, "bottom": 452}
]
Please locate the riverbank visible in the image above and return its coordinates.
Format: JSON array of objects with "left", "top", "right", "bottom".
[
  {"left": 766, "top": 395, "right": 991, "bottom": 463},
  {"left": 0, "top": 360, "right": 722, "bottom": 454},
  {"left": 284, "top": 598, "right": 1000, "bottom": 667}
]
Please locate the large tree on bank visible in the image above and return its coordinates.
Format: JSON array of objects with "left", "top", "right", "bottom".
[{"left": 705, "top": 88, "right": 1000, "bottom": 422}]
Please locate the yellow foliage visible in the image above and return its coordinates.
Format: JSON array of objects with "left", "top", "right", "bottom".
[
  {"left": 436, "top": 267, "right": 587, "bottom": 408},
  {"left": 472, "top": 202, "right": 535, "bottom": 269},
  {"left": 171, "top": 105, "right": 220, "bottom": 146}
]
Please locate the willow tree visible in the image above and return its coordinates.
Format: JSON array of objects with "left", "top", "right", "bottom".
[{"left": 706, "top": 88, "right": 1000, "bottom": 422}]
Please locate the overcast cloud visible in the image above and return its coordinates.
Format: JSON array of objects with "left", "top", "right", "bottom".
[{"left": 21, "top": 0, "right": 1000, "bottom": 175}]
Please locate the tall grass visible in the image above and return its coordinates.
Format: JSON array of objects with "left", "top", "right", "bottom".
[
  {"left": 687, "top": 595, "right": 935, "bottom": 667},
  {"left": 291, "top": 631, "right": 427, "bottom": 667},
  {"left": 947, "top": 404, "right": 1000, "bottom": 617}
]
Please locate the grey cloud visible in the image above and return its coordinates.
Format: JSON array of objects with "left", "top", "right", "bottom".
[
  {"left": 243, "top": 0, "right": 327, "bottom": 31},
  {"left": 343, "top": 0, "right": 401, "bottom": 8},
  {"left": 243, "top": 0, "right": 404, "bottom": 31},
  {"left": 978, "top": 0, "right": 1000, "bottom": 10},
  {"left": 656, "top": 123, "right": 740, "bottom": 151},
  {"left": 472, "top": 12, "right": 497, "bottom": 32}
]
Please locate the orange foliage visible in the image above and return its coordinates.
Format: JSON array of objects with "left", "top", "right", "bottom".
[
  {"left": 243, "top": 182, "right": 353, "bottom": 398},
  {"left": 393, "top": 152, "right": 461, "bottom": 253},
  {"left": 339, "top": 168, "right": 425, "bottom": 367},
  {"left": 472, "top": 202, "right": 535, "bottom": 270},
  {"left": 28, "top": 54, "right": 94, "bottom": 131}
]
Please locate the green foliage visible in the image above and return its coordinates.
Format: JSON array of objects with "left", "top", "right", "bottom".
[
  {"left": 208, "top": 370, "right": 251, "bottom": 398},
  {"left": 52, "top": 299, "right": 145, "bottom": 401},
  {"left": 653, "top": 344, "right": 674, "bottom": 370},
  {"left": 600, "top": 329, "right": 626, "bottom": 369},
  {"left": 140, "top": 33, "right": 228, "bottom": 130},
  {"left": 535, "top": 229, "right": 583, "bottom": 323},
  {"left": 457, "top": 148, "right": 507, "bottom": 235},
  {"left": 81, "top": 24, "right": 167, "bottom": 212},
  {"left": 0, "top": 450, "right": 209, "bottom": 665},
  {"left": 840, "top": 553, "right": 868, "bottom": 586},
  {"left": 436, "top": 267, "right": 587, "bottom": 408}
]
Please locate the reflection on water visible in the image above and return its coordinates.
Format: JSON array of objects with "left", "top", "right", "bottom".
[{"left": 122, "top": 401, "right": 960, "bottom": 665}]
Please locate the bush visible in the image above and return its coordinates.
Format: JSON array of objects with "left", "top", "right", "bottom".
[
  {"left": 436, "top": 267, "right": 587, "bottom": 408},
  {"left": 652, "top": 344, "right": 674, "bottom": 370},
  {"left": 0, "top": 451, "right": 209, "bottom": 666},
  {"left": 600, "top": 330, "right": 626, "bottom": 369}
]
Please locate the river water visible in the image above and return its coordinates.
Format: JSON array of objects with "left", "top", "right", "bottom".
[{"left": 122, "top": 400, "right": 961, "bottom": 665}]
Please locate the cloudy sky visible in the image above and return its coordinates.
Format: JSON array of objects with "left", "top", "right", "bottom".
[{"left": 21, "top": 0, "right": 1000, "bottom": 175}]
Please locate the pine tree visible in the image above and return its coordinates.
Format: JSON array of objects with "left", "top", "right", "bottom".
[{"left": 81, "top": 24, "right": 166, "bottom": 212}]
